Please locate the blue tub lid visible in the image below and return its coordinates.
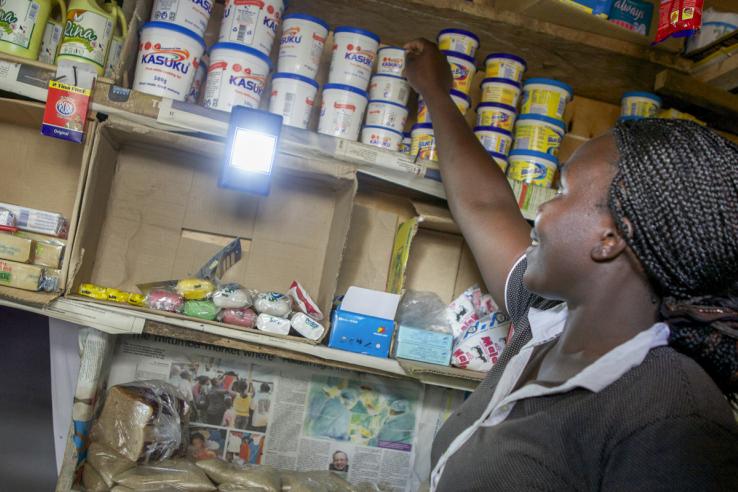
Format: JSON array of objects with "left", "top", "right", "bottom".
[
  {"left": 437, "top": 28, "right": 480, "bottom": 46},
  {"left": 476, "top": 102, "right": 516, "bottom": 112},
  {"left": 523, "top": 77, "right": 573, "bottom": 96},
  {"left": 334, "top": 26, "right": 380, "bottom": 43},
  {"left": 509, "top": 149, "right": 559, "bottom": 165},
  {"left": 283, "top": 13, "right": 329, "bottom": 31},
  {"left": 622, "top": 91, "right": 662, "bottom": 104},
  {"left": 484, "top": 52, "right": 527, "bottom": 68},
  {"left": 440, "top": 49, "right": 476, "bottom": 64},
  {"left": 272, "top": 72, "right": 319, "bottom": 89},
  {"left": 481, "top": 77, "right": 522, "bottom": 88},
  {"left": 372, "top": 73, "right": 406, "bottom": 81},
  {"left": 473, "top": 126, "right": 513, "bottom": 137},
  {"left": 323, "top": 83, "right": 368, "bottom": 99},
  {"left": 368, "top": 99, "right": 407, "bottom": 109},
  {"left": 449, "top": 89, "right": 471, "bottom": 103},
  {"left": 142, "top": 22, "right": 206, "bottom": 50},
  {"left": 210, "top": 42, "right": 273, "bottom": 69},
  {"left": 403, "top": 131, "right": 412, "bottom": 138},
  {"left": 412, "top": 122, "right": 434, "bottom": 131},
  {"left": 362, "top": 125, "right": 403, "bottom": 135},
  {"left": 489, "top": 151, "right": 508, "bottom": 161},
  {"left": 516, "top": 113, "right": 567, "bottom": 133},
  {"left": 618, "top": 115, "right": 646, "bottom": 122}
]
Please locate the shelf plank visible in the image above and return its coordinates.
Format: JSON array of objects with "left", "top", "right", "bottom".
[
  {"left": 655, "top": 69, "right": 738, "bottom": 134},
  {"left": 289, "top": 0, "right": 690, "bottom": 104}
]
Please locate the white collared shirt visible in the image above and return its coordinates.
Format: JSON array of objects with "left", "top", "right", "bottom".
[{"left": 430, "top": 290, "right": 670, "bottom": 491}]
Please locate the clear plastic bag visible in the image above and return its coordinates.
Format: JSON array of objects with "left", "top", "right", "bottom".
[
  {"left": 82, "top": 462, "right": 109, "bottom": 492},
  {"left": 91, "top": 381, "right": 191, "bottom": 464},
  {"left": 195, "top": 459, "right": 281, "bottom": 492},
  {"left": 298, "top": 472, "right": 355, "bottom": 492},
  {"left": 396, "top": 291, "right": 452, "bottom": 334},
  {"left": 113, "top": 459, "right": 216, "bottom": 491},
  {"left": 86, "top": 442, "right": 136, "bottom": 488}
]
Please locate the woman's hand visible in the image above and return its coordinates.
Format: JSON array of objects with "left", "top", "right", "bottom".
[{"left": 403, "top": 38, "right": 453, "bottom": 101}]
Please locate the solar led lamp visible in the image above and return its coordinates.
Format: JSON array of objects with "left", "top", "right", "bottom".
[{"left": 219, "top": 106, "right": 283, "bottom": 196}]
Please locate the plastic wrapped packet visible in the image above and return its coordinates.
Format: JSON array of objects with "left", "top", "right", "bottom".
[
  {"left": 195, "top": 459, "right": 281, "bottom": 492},
  {"left": 107, "top": 288, "right": 131, "bottom": 303},
  {"left": 79, "top": 283, "right": 109, "bottom": 301},
  {"left": 0, "top": 207, "right": 17, "bottom": 232},
  {"left": 477, "top": 294, "right": 498, "bottom": 318},
  {"left": 396, "top": 291, "right": 452, "bottom": 334},
  {"left": 299, "top": 471, "right": 355, "bottom": 492},
  {"left": 83, "top": 462, "right": 110, "bottom": 492},
  {"left": 113, "top": 459, "right": 216, "bottom": 491},
  {"left": 91, "top": 381, "right": 189, "bottom": 463},
  {"left": 445, "top": 287, "right": 481, "bottom": 340},
  {"left": 288, "top": 280, "right": 324, "bottom": 320},
  {"left": 290, "top": 313, "right": 325, "bottom": 340},
  {"left": 129, "top": 293, "right": 147, "bottom": 307},
  {"left": 184, "top": 300, "right": 219, "bottom": 321},
  {"left": 212, "top": 284, "right": 253, "bottom": 309},
  {"left": 218, "top": 307, "right": 257, "bottom": 329},
  {"left": 253, "top": 292, "right": 292, "bottom": 318},
  {"left": 451, "top": 313, "right": 511, "bottom": 372},
  {"left": 148, "top": 289, "right": 186, "bottom": 313},
  {"left": 256, "top": 313, "right": 291, "bottom": 335},
  {"left": 86, "top": 442, "right": 137, "bottom": 488},
  {"left": 278, "top": 471, "right": 325, "bottom": 492},
  {"left": 176, "top": 278, "right": 217, "bottom": 301},
  {"left": 655, "top": 0, "right": 704, "bottom": 44}
]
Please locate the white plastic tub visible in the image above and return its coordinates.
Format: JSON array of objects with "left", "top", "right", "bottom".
[
  {"left": 474, "top": 126, "right": 513, "bottom": 155},
  {"left": 203, "top": 42, "right": 272, "bottom": 112},
  {"left": 318, "top": 83, "right": 369, "bottom": 141},
  {"left": 364, "top": 100, "right": 408, "bottom": 133},
  {"left": 186, "top": 55, "right": 208, "bottom": 103},
  {"left": 513, "top": 114, "right": 566, "bottom": 156},
  {"left": 361, "top": 125, "right": 403, "bottom": 151},
  {"left": 507, "top": 150, "right": 559, "bottom": 188},
  {"left": 484, "top": 53, "right": 526, "bottom": 83},
  {"left": 277, "top": 13, "right": 329, "bottom": 78},
  {"left": 400, "top": 131, "right": 412, "bottom": 154},
  {"left": 133, "top": 22, "right": 207, "bottom": 101},
  {"left": 269, "top": 72, "right": 320, "bottom": 129},
  {"left": 621, "top": 91, "right": 662, "bottom": 118},
  {"left": 521, "top": 78, "right": 573, "bottom": 120},
  {"left": 219, "top": 0, "right": 284, "bottom": 55},
  {"left": 376, "top": 46, "right": 406, "bottom": 76},
  {"left": 328, "top": 26, "right": 380, "bottom": 90},
  {"left": 151, "top": 0, "right": 213, "bottom": 38},
  {"left": 410, "top": 123, "right": 437, "bottom": 161},
  {"left": 480, "top": 78, "right": 522, "bottom": 107},
  {"left": 368, "top": 74, "right": 410, "bottom": 105},
  {"left": 443, "top": 50, "right": 476, "bottom": 95},
  {"left": 437, "top": 28, "right": 480, "bottom": 58},
  {"left": 475, "top": 103, "right": 517, "bottom": 132},
  {"left": 417, "top": 89, "right": 470, "bottom": 124}
]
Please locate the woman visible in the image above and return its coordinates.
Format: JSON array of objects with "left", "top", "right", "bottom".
[{"left": 403, "top": 39, "right": 738, "bottom": 491}]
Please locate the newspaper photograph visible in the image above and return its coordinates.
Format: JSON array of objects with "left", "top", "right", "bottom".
[{"left": 102, "top": 335, "right": 464, "bottom": 491}]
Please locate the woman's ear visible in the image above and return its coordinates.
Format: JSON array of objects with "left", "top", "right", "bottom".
[{"left": 591, "top": 225, "right": 628, "bottom": 262}]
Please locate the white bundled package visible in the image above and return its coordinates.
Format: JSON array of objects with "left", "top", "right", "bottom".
[
  {"left": 0, "top": 202, "right": 66, "bottom": 237},
  {"left": 451, "top": 312, "right": 511, "bottom": 372}
]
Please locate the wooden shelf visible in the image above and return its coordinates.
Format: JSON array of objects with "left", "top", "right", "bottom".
[{"left": 0, "top": 296, "right": 482, "bottom": 391}]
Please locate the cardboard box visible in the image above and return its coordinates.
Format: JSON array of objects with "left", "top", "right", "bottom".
[
  {"left": 67, "top": 118, "right": 357, "bottom": 343},
  {"left": 328, "top": 287, "right": 401, "bottom": 357},
  {"left": 395, "top": 325, "right": 453, "bottom": 366},
  {"left": 0, "top": 234, "right": 32, "bottom": 263},
  {"left": 0, "top": 260, "right": 43, "bottom": 291},
  {"left": 0, "top": 99, "right": 93, "bottom": 305}
]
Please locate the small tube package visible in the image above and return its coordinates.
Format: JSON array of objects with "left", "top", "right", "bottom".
[
  {"left": 288, "top": 280, "right": 324, "bottom": 320},
  {"left": 0, "top": 202, "right": 66, "bottom": 237}
]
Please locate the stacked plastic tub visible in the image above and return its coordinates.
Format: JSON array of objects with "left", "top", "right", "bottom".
[
  {"left": 200, "top": 0, "right": 286, "bottom": 113},
  {"left": 409, "top": 29, "right": 478, "bottom": 162},
  {"left": 474, "top": 53, "right": 527, "bottom": 171},
  {"left": 619, "top": 91, "right": 662, "bottom": 122},
  {"left": 267, "top": 14, "right": 330, "bottom": 128},
  {"left": 361, "top": 46, "right": 409, "bottom": 151},
  {"left": 508, "top": 77, "right": 573, "bottom": 189},
  {"left": 318, "top": 26, "right": 380, "bottom": 141},
  {"left": 133, "top": 2, "right": 214, "bottom": 101}
]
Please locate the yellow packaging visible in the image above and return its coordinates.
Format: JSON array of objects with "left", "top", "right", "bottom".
[
  {"left": 106, "top": 288, "right": 130, "bottom": 303},
  {"left": 128, "top": 293, "right": 146, "bottom": 307},
  {"left": 513, "top": 117, "right": 566, "bottom": 156},
  {"left": 507, "top": 152, "right": 559, "bottom": 188},
  {"left": 15, "top": 231, "right": 66, "bottom": 268},
  {"left": 176, "top": 278, "right": 216, "bottom": 300},
  {"left": 521, "top": 80, "right": 573, "bottom": 120},
  {"left": 79, "top": 283, "right": 109, "bottom": 300},
  {"left": 481, "top": 80, "right": 522, "bottom": 107},
  {"left": 410, "top": 126, "right": 438, "bottom": 162},
  {"left": 0, "top": 260, "right": 43, "bottom": 291},
  {"left": 484, "top": 55, "right": 526, "bottom": 83},
  {"left": 0, "top": 234, "right": 33, "bottom": 263}
]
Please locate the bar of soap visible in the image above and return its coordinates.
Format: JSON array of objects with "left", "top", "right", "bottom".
[
  {"left": 290, "top": 313, "right": 325, "bottom": 341},
  {"left": 0, "top": 233, "right": 32, "bottom": 263},
  {"left": 0, "top": 259, "right": 43, "bottom": 291},
  {"left": 15, "top": 230, "right": 66, "bottom": 268},
  {"left": 256, "top": 313, "right": 291, "bottom": 335},
  {"left": 254, "top": 292, "right": 292, "bottom": 318}
]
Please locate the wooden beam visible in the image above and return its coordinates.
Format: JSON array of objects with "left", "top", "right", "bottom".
[
  {"left": 694, "top": 53, "right": 738, "bottom": 91},
  {"left": 655, "top": 70, "right": 738, "bottom": 134}
]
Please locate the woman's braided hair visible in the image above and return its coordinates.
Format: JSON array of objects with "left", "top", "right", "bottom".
[{"left": 609, "top": 118, "right": 738, "bottom": 404}]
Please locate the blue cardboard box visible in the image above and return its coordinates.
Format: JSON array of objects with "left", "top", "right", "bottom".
[
  {"left": 328, "top": 287, "right": 401, "bottom": 358},
  {"left": 395, "top": 325, "right": 453, "bottom": 366}
]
